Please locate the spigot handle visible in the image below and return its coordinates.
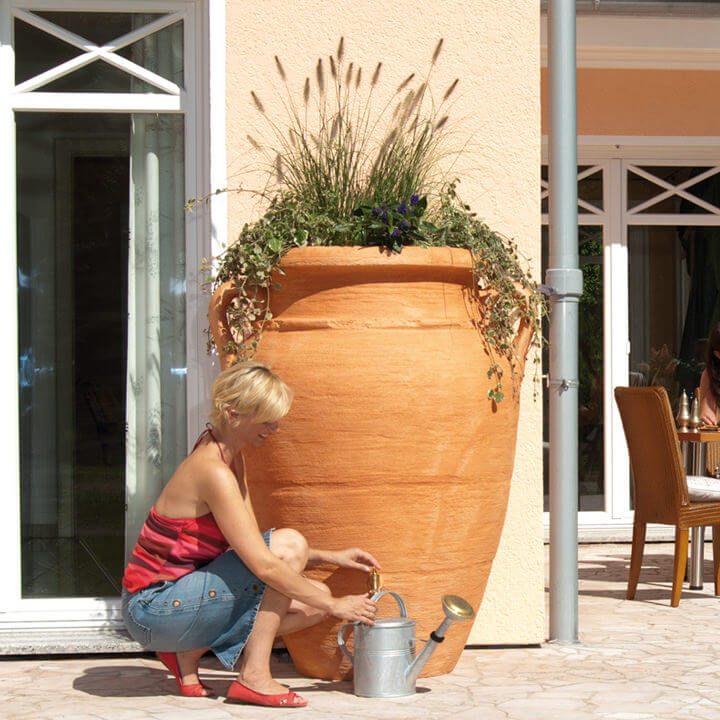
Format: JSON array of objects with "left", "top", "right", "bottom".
[{"left": 337, "top": 624, "right": 354, "bottom": 664}]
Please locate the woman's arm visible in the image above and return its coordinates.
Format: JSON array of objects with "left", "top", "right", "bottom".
[
  {"left": 201, "top": 464, "right": 376, "bottom": 623},
  {"left": 700, "top": 369, "right": 717, "bottom": 425},
  {"left": 308, "top": 547, "right": 380, "bottom": 572}
]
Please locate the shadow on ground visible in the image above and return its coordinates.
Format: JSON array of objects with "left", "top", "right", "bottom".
[
  {"left": 72, "top": 655, "right": 368, "bottom": 698},
  {"left": 545, "top": 548, "right": 720, "bottom": 604}
]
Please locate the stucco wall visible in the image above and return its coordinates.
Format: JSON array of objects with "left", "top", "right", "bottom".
[
  {"left": 225, "top": 0, "right": 543, "bottom": 646},
  {"left": 541, "top": 68, "right": 720, "bottom": 136}
]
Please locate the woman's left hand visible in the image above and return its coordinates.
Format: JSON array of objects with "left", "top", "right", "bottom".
[{"left": 331, "top": 548, "right": 381, "bottom": 573}]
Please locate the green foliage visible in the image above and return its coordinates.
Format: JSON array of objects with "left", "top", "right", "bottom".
[{"left": 209, "top": 38, "right": 544, "bottom": 400}]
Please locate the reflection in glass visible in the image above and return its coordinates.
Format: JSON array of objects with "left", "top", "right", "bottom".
[{"left": 17, "top": 113, "right": 186, "bottom": 598}]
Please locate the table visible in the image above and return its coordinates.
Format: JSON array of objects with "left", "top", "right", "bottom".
[{"left": 677, "top": 429, "right": 720, "bottom": 589}]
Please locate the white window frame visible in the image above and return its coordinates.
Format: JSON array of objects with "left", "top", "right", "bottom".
[
  {"left": 0, "top": 0, "right": 224, "bottom": 630},
  {"left": 542, "top": 137, "right": 720, "bottom": 541}
]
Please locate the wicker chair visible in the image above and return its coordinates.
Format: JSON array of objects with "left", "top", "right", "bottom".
[{"left": 614, "top": 385, "right": 720, "bottom": 607}]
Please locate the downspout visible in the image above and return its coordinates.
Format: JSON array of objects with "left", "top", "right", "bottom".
[{"left": 547, "top": 0, "right": 582, "bottom": 644}]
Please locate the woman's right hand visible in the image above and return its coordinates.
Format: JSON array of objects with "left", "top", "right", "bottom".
[{"left": 331, "top": 594, "right": 378, "bottom": 625}]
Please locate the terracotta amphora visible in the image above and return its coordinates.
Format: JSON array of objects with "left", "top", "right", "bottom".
[{"left": 208, "top": 246, "right": 533, "bottom": 679}]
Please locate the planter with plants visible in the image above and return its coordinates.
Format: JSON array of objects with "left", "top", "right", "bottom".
[{"left": 206, "top": 39, "right": 542, "bottom": 680}]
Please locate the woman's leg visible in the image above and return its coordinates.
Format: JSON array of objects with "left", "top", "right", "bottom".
[
  {"left": 170, "top": 646, "right": 209, "bottom": 687},
  {"left": 277, "top": 578, "right": 331, "bottom": 636},
  {"left": 236, "top": 528, "right": 326, "bottom": 694}
]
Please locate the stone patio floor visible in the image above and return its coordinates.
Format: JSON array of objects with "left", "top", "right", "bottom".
[{"left": 4, "top": 542, "right": 720, "bottom": 719}]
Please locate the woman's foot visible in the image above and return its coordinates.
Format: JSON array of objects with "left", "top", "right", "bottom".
[
  {"left": 156, "top": 651, "right": 214, "bottom": 697},
  {"left": 227, "top": 680, "right": 308, "bottom": 707},
  {"left": 235, "top": 666, "right": 289, "bottom": 696}
]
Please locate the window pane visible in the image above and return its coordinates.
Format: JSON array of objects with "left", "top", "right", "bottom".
[
  {"left": 627, "top": 166, "right": 720, "bottom": 215},
  {"left": 40, "top": 59, "right": 159, "bottom": 94},
  {"left": 14, "top": 18, "right": 77, "bottom": 85},
  {"left": 628, "top": 226, "right": 698, "bottom": 397},
  {"left": 17, "top": 112, "right": 186, "bottom": 598},
  {"left": 578, "top": 168, "right": 603, "bottom": 211},
  {"left": 117, "top": 21, "right": 184, "bottom": 87},
  {"left": 34, "top": 11, "right": 164, "bottom": 46},
  {"left": 14, "top": 13, "right": 183, "bottom": 91},
  {"left": 540, "top": 165, "right": 604, "bottom": 214}
]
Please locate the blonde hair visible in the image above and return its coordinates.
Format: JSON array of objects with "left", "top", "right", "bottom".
[{"left": 210, "top": 361, "right": 293, "bottom": 427}]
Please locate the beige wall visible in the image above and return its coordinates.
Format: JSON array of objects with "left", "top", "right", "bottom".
[
  {"left": 541, "top": 68, "right": 720, "bottom": 136},
  {"left": 225, "top": 0, "right": 544, "bottom": 645}
]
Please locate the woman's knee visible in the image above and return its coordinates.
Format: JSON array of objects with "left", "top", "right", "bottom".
[{"left": 270, "top": 528, "right": 309, "bottom": 571}]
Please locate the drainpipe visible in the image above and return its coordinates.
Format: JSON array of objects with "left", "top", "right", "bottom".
[{"left": 547, "top": 0, "right": 582, "bottom": 644}]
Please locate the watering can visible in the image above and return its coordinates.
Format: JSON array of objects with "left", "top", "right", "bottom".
[{"left": 337, "top": 571, "right": 475, "bottom": 697}]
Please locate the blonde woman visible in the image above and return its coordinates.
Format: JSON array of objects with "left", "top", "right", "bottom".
[{"left": 121, "top": 362, "right": 379, "bottom": 707}]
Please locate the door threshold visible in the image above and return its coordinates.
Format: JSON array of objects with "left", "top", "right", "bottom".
[{"left": 0, "top": 627, "right": 143, "bottom": 656}]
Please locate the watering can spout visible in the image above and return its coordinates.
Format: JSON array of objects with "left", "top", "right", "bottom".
[{"left": 405, "top": 595, "right": 475, "bottom": 686}]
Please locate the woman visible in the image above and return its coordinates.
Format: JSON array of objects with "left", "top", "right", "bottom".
[
  {"left": 121, "top": 361, "right": 379, "bottom": 707},
  {"left": 700, "top": 322, "right": 720, "bottom": 425}
]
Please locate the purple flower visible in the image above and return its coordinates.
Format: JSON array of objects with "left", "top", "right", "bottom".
[
  {"left": 396, "top": 202, "right": 407, "bottom": 215},
  {"left": 381, "top": 209, "right": 388, "bottom": 221},
  {"left": 372, "top": 206, "right": 382, "bottom": 218},
  {"left": 410, "top": 194, "right": 420, "bottom": 206},
  {"left": 391, "top": 227, "right": 401, "bottom": 238},
  {"left": 400, "top": 220, "right": 411, "bottom": 231}
]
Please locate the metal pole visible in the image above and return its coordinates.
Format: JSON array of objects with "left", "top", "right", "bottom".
[{"left": 547, "top": 0, "right": 582, "bottom": 644}]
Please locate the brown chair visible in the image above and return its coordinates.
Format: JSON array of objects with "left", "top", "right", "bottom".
[{"left": 614, "top": 385, "right": 720, "bottom": 606}]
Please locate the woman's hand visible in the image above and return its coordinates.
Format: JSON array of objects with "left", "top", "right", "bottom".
[
  {"left": 330, "top": 547, "right": 381, "bottom": 573},
  {"left": 331, "top": 594, "right": 378, "bottom": 625}
]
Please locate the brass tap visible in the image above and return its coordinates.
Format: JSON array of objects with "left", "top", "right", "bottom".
[{"left": 368, "top": 567, "right": 382, "bottom": 595}]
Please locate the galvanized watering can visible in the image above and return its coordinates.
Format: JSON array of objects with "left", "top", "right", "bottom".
[{"left": 337, "top": 572, "right": 475, "bottom": 698}]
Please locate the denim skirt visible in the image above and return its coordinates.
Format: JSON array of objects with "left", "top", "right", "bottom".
[{"left": 122, "top": 529, "right": 272, "bottom": 669}]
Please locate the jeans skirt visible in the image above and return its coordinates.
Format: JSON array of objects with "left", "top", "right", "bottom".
[{"left": 122, "top": 529, "right": 272, "bottom": 670}]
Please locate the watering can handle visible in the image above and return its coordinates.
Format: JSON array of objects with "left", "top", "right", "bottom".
[
  {"left": 337, "top": 623, "right": 354, "bottom": 664},
  {"left": 337, "top": 590, "right": 408, "bottom": 663},
  {"left": 370, "top": 590, "right": 408, "bottom": 617}
]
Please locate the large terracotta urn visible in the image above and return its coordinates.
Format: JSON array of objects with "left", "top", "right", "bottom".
[{"left": 208, "top": 246, "right": 532, "bottom": 680}]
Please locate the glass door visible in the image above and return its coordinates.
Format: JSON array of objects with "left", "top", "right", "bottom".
[
  {"left": 625, "top": 164, "right": 720, "bottom": 461},
  {"left": 0, "top": 4, "right": 202, "bottom": 624},
  {"left": 17, "top": 112, "right": 187, "bottom": 598},
  {"left": 542, "top": 156, "right": 720, "bottom": 531}
]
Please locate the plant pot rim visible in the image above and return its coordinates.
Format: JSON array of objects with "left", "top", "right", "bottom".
[{"left": 278, "top": 245, "right": 472, "bottom": 269}]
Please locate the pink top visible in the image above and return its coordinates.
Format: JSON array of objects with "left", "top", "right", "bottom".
[
  {"left": 121, "top": 508, "right": 229, "bottom": 593},
  {"left": 122, "top": 426, "right": 230, "bottom": 593}
]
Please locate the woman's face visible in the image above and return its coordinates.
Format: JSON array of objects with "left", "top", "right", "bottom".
[{"left": 228, "top": 410, "right": 279, "bottom": 447}]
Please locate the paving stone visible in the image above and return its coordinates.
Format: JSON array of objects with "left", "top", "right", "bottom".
[{"left": 4, "top": 543, "right": 720, "bottom": 719}]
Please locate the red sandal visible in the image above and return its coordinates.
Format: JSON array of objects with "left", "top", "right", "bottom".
[
  {"left": 226, "top": 680, "right": 308, "bottom": 707},
  {"left": 156, "top": 652, "right": 214, "bottom": 698}
]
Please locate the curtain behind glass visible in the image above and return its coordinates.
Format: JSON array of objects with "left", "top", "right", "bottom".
[{"left": 126, "top": 113, "right": 186, "bottom": 559}]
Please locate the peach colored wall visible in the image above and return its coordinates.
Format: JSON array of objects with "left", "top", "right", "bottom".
[
  {"left": 541, "top": 68, "right": 720, "bottom": 136},
  {"left": 225, "top": 0, "right": 543, "bottom": 646}
]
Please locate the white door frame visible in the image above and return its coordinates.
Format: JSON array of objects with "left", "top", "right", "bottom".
[
  {"left": 0, "top": 0, "right": 223, "bottom": 629},
  {"left": 542, "top": 137, "right": 720, "bottom": 540}
]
